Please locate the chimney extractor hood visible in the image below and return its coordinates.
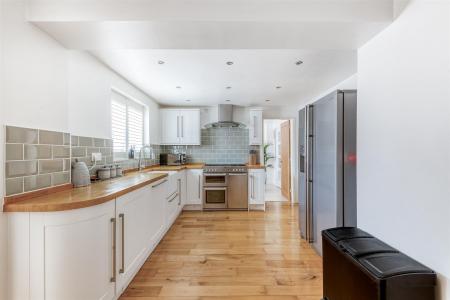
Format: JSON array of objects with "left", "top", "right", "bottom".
[{"left": 204, "top": 104, "right": 245, "bottom": 128}]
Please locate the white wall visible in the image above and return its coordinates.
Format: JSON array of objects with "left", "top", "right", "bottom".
[
  {"left": 68, "top": 51, "right": 160, "bottom": 142},
  {"left": 358, "top": 1, "right": 450, "bottom": 299},
  {"left": 0, "top": 1, "right": 7, "bottom": 299},
  {"left": 3, "top": 0, "right": 68, "bottom": 132}
]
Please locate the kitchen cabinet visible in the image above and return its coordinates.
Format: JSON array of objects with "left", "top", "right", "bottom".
[
  {"left": 248, "top": 169, "right": 266, "bottom": 210},
  {"left": 7, "top": 179, "right": 169, "bottom": 300},
  {"left": 186, "top": 169, "right": 203, "bottom": 206},
  {"left": 160, "top": 109, "right": 200, "bottom": 145},
  {"left": 115, "top": 180, "right": 167, "bottom": 294},
  {"left": 249, "top": 108, "right": 263, "bottom": 145},
  {"left": 8, "top": 201, "right": 117, "bottom": 300}
]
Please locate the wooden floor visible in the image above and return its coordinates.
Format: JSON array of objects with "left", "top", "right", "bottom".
[{"left": 120, "top": 202, "right": 323, "bottom": 300}]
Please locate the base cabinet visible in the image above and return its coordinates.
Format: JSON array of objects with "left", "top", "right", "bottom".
[
  {"left": 18, "top": 201, "right": 116, "bottom": 300},
  {"left": 186, "top": 169, "right": 203, "bottom": 206},
  {"left": 248, "top": 169, "right": 266, "bottom": 210},
  {"left": 115, "top": 183, "right": 166, "bottom": 294},
  {"left": 7, "top": 178, "right": 169, "bottom": 300}
]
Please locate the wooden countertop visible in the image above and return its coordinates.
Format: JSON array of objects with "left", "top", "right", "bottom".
[
  {"left": 148, "top": 163, "right": 205, "bottom": 171},
  {"left": 3, "top": 172, "right": 168, "bottom": 213},
  {"left": 246, "top": 164, "right": 265, "bottom": 169}
]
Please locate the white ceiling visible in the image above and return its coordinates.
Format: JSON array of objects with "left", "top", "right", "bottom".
[
  {"left": 29, "top": 0, "right": 393, "bottom": 107},
  {"left": 92, "top": 49, "right": 357, "bottom": 106}
]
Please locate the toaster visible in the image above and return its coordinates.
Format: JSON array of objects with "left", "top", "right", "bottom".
[{"left": 160, "top": 153, "right": 185, "bottom": 166}]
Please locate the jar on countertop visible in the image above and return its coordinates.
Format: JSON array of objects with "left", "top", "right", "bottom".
[{"left": 97, "top": 166, "right": 111, "bottom": 180}]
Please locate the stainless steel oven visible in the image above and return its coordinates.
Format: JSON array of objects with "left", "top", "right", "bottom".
[
  {"left": 203, "top": 173, "right": 227, "bottom": 186},
  {"left": 203, "top": 165, "right": 248, "bottom": 210},
  {"left": 203, "top": 187, "right": 228, "bottom": 209}
]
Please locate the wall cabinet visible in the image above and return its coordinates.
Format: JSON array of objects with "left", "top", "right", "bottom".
[
  {"left": 7, "top": 178, "right": 170, "bottom": 300},
  {"left": 186, "top": 169, "right": 203, "bottom": 205},
  {"left": 249, "top": 108, "right": 263, "bottom": 145},
  {"left": 248, "top": 169, "right": 266, "bottom": 210},
  {"left": 160, "top": 109, "right": 200, "bottom": 145}
]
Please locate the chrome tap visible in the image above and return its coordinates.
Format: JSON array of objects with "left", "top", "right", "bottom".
[{"left": 138, "top": 145, "right": 153, "bottom": 171}]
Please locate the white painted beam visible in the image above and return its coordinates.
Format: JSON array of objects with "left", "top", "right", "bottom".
[{"left": 27, "top": 0, "right": 393, "bottom": 22}]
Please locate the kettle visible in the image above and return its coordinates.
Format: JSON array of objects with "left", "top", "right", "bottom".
[{"left": 71, "top": 159, "right": 91, "bottom": 187}]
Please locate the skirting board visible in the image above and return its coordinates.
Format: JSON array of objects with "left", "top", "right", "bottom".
[
  {"left": 183, "top": 204, "right": 203, "bottom": 211},
  {"left": 249, "top": 204, "right": 265, "bottom": 211}
]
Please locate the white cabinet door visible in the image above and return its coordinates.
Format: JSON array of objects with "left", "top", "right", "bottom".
[
  {"left": 166, "top": 190, "right": 180, "bottom": 228},
  {"left": 249, "top": 109, "right": 263, "bottom": 145},
  {"left": 160, "top": 109, "right": 200, "bottom": 145},
  {"left": 116, "top": 186, "right": 154, "bottom": 294},
  {"left": 160, "top": 109, "right": 180, "bottom": 144},
  {"left": 28, "top": 201, "right": 116, "bottom": 300},
  {"left": 178, "top": 170, "right": 187, "bottom": 207},
  {"left": 179, "top": 110, "right": 201, "bottom": 145},
  {"left": 248, "top": 169, "right": 266, "bottom": 209},
  {"left": 186, "top": 169, "right": 203, "bottom": 205},
  {"left": 148, "top": 178, "right": 168, "bottom": 250}
]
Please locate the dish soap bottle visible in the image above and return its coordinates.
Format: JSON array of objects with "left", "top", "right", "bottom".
[{"left": 128, "top": 145, "right": 135, "bottom": 159}]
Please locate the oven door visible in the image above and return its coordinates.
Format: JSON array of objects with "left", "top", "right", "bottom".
[
  {"left": 203, "top": 173, "right": 228, "bottom": 186},
  {"left": 203, "top": 187, "right": 228, "bottom": 209}
]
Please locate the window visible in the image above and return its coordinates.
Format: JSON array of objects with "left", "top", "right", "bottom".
[{"left": 111, "top": 91, "right": 145, "bottom": 158}]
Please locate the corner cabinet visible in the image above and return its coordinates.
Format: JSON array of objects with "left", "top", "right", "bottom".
[
  {"left": 248, "top": 169, "right": 266, "bottom": 211},
  {"left": 160, "top": 109, "right": 201, "bottom": 145},
  {"left": 249, "top": 108, "right": 263, "bottom": 145}
]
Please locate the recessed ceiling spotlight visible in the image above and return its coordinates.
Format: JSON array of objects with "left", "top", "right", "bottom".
[
  {"left": 276, "top": 86, "right": 282, "bottom": 89},
  {"left": 295, "top": 60, "right": 303, "bottom": 65},
  {"left": 158, "top": 60, "right": 165, "bottom": 65},
  {"left": 176, "top": 86, "right": 181, "bottom": 89},
  {"left": 226, "top": 86, "right": 232, "bottom": 89},
  {"left": 186, "top": 99, "right": 191, "bottom": 102},
  {"left": 265, "top": 99, "right": 271, "bottom": 102},
  {"left": 225, "top": 100, "right": 231, "bottom": 102},
  {"left": 226, "top": 61, "right": 234, "bottom": 65}
]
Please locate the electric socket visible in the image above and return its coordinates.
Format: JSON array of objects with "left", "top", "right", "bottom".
[{"left": 92, "top": 152, "right": 102, "bottom": 162}]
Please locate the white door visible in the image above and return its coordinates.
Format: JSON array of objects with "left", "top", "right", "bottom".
[
  {"left": 187, "top": 169, "right": 203, "bottom": 205},
  {"left": 249, "top": 109, "right": 263, "bottom": 145},
  {"left": 166, "top": 191, "right": 180, "bottom": 228},
  {"left": 116, "top": 186, "right": 153, "bottom": 294},
  {"left": 160, "top": 109, "right": 180, "bottom": 144},
  {"left": 148, "top": 179, "right": 168, "bottom": 250},
  {"left": 29, "top": 201, "right": 116, "bottom": 300},
  {"left": 179, "top": 110, "right": 200, "bottom": 145}
]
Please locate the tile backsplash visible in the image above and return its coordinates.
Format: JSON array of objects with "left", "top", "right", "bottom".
[
  {"left": 162, "top": 128, "right": 259, "bottom": 164},
  {"left": 5, "top": 126, "right": 71, "bottom": 196},
  {"left": 70, "top": 135, "right": 114, "bottom": 175},
  {"left": 4, "top": 125, "right": 257, "bottom": 197}
]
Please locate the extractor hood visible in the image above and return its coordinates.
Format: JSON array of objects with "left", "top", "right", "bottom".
[{"left": 204, "top": 104, "right": 245, "bottom": 128}]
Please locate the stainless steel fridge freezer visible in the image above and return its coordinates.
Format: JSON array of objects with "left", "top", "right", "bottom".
[{"left": 298, "top": 90, "right": 357, "bottom": 255}]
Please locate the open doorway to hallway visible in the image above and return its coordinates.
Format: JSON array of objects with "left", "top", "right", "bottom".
[{"left": 263, "top": 119, "right": 292, "bottom": 203}]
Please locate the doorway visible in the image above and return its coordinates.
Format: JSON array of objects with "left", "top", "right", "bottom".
[{"left": 263, "top": 119, "right": 292, "bottom": 202}]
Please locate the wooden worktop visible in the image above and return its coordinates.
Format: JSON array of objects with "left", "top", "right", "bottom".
[
  {"left": 3, "top": 172, "right": 168, "bottom": 213},
  {"left": 148, "top": 163, "right": 205, "bottom": 171},
  {"left": 246, "top": 163, "right": 265, "bottom": 169}
]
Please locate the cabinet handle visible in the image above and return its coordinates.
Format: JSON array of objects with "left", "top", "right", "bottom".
[
  {"left": 177, "top": 179, "right": 181, "bottom": 206},
  {"left": 177, "top": 116, "right": 180, "bottom": 138},
  {"left": 119, "top": 213, "right": 125, "bottom": 274},
  {"left": 168, "top": 193, "right": 178, "bottom": 203},
  {"left": 152, "top": 179, "right": 167, "bottom": 188},
  {"left": 110, "top": 217, "right": 116, "bottom": 283},
  {"left": 198, "top": 175, "right": 201, "bottom": 199}
]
